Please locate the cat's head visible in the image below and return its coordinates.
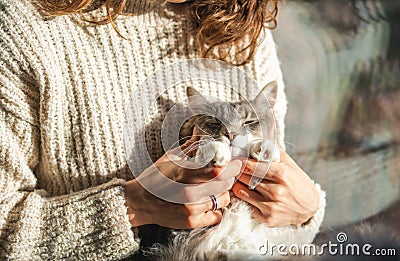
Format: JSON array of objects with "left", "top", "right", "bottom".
[{"left": 186, "top": 81, "right": 278, "bottom": 143}]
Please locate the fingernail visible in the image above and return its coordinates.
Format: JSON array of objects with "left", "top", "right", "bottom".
[
  {"left": 239, "top": 190, "right": 248, "bottom": 198},
  {"left": 212, "top": 168, "right": 220, "bottom": 177},
  {"left": 227, "top": 160, "right": 242, "bottom": 169}
]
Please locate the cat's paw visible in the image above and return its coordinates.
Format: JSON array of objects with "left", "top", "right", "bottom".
[
  {"left": 213, "top": 140, "right": 231, "bottom": 166},
  {"left": 250, "top": 139, "right": 280, "bottom": 162},
  {"left": 195, "top": 138, "right": 231, "bottom": 167}
]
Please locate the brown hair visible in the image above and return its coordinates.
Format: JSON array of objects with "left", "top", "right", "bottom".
[{"left": 36, "top": 0, "right": 278, "bottom": 65}]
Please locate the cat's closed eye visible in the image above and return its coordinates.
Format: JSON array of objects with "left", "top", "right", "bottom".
[
  {"left": 242, "top": 119, "right": 258, "bottom": 126},
  {"left": 205, "top": 121, "right": 221, "bottom": 130}
]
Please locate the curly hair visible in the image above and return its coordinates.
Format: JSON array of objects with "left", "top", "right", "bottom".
[{"left": 36, "top": 0, "right": 278, "bottom": 65}]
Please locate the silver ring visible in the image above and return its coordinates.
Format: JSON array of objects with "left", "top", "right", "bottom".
[{"left": 210, "top": 195, "right": 218, "bottom": 211}]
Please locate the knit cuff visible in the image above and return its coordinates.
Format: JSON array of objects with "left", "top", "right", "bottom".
[
  {"left": 37, "top": 178, "right": 139, "bottom": 260},
  {"left": 300, "top": 182, "right": 326, "bottom": 236}
]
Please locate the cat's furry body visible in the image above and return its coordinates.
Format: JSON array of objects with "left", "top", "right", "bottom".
[{"left": 147, "top": 197, "right": 323, "bottom": 261}]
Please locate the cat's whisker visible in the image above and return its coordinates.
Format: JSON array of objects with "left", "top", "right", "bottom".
[{"left": 249, "top": 137, "right": 263, "bottom": 143}]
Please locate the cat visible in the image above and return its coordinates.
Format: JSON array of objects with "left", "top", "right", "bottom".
[{"left": 144, "top": 82, "right": 304, "bottom": 261}]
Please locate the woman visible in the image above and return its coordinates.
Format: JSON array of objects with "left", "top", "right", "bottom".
[{"left": 0, "top": 0, "right": 325, "bottom": 260}]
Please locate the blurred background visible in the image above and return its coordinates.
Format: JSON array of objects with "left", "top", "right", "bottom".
[{"left": 272, "top": 0, "right": 400, "bottom": 237}]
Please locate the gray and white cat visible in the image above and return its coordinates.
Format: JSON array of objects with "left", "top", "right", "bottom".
[
  {"left": 179, "top": 81, "right": 280, "bottom": 168},
  {"left": 147, "top": 82, "right": 294, "bottom": 261}
]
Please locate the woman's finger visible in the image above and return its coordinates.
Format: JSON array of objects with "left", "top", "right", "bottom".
[
  {"left": 182, "top": 176, "right": 236, "bottom": 203},
  {"left": 166, "top": 209, "right": 224, "bottom": 229},
  {"left": 180, "top": 126, "right": 199, "bottom": 150},
  {"left": 233, "top": 201, "right": 287, "bottom": 227},
  {"left": 181, "top": 159, "right": 242, "bottom": 183},
  {"left": 241, "top": 159, "right": 287, "bottom": 183},
  {"left": 252, "top": 201, "right": 300, "bottom": 227},
  {"left": 250, "top": 203, "right": 284, "bottom": 227},
  {"left": 193, "top": 210, "right": 223, "bottom": 228},
  {"left": 231, "top": 181, "right": 265, "bottom": 209},
  {"left": 236, "top": 174, "right": 291, "bottom": 202},
  {"left": 183, "top": 191, "right": 231, "bottom": 214},
  {"left": 179, "top": 163, "right": 217, "bottom": 183},
  {"left": 167, "top": 127, "right": 199, "bottom": 158}
]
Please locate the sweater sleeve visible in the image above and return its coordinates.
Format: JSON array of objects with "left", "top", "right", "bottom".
[{"left": 0, "top": 15, "right": 139, "bottom": 261}]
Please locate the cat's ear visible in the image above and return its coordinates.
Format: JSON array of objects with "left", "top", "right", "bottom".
[
  {"left": 186, "top": 86, "right": 202, "bottom": 98},
  {"left": 254, "top": 81, "right": 278, "bottom": 108},
  {"left": 186, "top": 87, "right": 208, "bottom": 114}
]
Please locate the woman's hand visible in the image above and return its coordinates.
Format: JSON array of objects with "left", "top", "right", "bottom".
[
  {"left": 124, "top": 129, "right": 242, "bottom": 229},
  {"left": 232, "top": 151, "right": 319, "bottom": 227}
]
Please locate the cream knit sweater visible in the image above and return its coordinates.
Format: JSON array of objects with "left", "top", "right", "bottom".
[{"left": 0, "top": 0, "right": 325, "bottom": 260}]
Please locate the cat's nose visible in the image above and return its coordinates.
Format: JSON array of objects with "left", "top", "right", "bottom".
[{"left": 227, "top": 132, "right": 238, "bottom": 141}]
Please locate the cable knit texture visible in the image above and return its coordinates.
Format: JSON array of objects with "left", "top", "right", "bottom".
[{"left": 0, "top": 0, "right": 324, "bottom": 260}]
